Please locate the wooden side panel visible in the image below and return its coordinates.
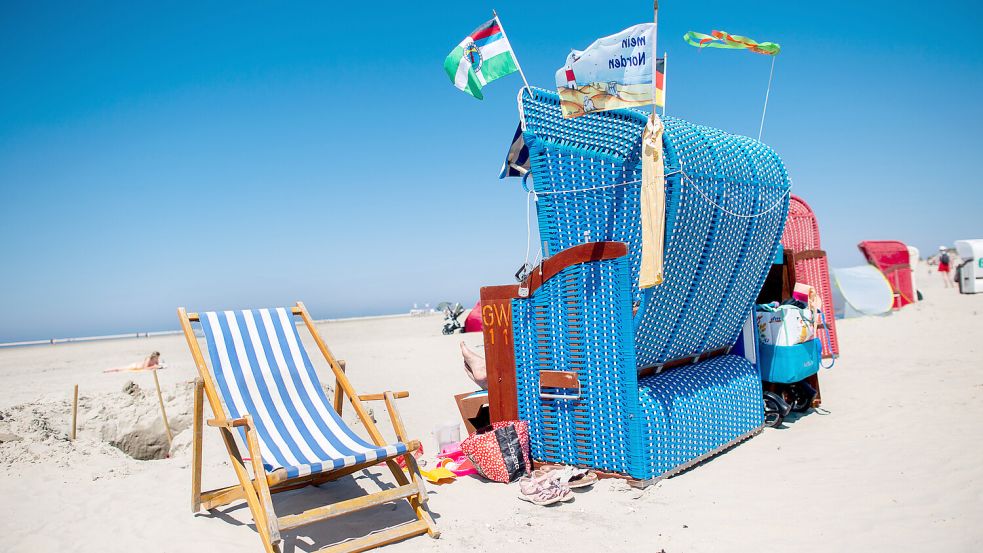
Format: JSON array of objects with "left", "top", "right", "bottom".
[{"left": 477, "top": 296, "right": 518, "bottom": 422}]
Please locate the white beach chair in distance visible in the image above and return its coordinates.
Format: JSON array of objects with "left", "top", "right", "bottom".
[{"left": 177, "top": 302, "right": 438, "bottom": 553}]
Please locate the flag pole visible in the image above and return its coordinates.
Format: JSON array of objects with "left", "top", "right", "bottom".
[
  {"left": 662, "top": 51, "right": 668, "bottom": 117},
  {"left": 652, "top": 1, "right": 659, "bottom": 117},
  {"left": 757, "top": 55, "right": 776, "bottom": 141},
  {"left": 492, "top": 10, "right": 531, "bottom": 95}
]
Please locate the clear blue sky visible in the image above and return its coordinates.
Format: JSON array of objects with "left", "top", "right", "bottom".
[{"left": 1, "top": 1, "right": 981, "bottom": 342}]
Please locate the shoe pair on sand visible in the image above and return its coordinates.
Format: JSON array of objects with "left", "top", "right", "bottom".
[{"left": 518, "top": 466, "right": 598, "bottom": 506}]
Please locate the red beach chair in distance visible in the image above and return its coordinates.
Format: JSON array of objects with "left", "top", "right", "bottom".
[
  {"left": 857, "top": 240, "right": 915, "bottom": 309},
  {"left": 780, "top": 195, "right": 840, "bottom": 358}
]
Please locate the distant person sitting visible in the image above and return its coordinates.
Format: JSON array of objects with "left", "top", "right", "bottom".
[{"left": 937, "top": 246, "right": 954, "bottom": 289}]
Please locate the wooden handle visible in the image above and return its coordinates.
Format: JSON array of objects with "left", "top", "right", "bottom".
[
  {"left": 207, "top": 417, "right": 249, "bottom": 428},
  {"left": 359, "top": 391, "right": 410, "bottom": 401},
  {"left": 539, "top": 370, "right": 581, "bottom": 400},
  {"left": 539, "top": 371, "right": 579, "bottom": 389}
]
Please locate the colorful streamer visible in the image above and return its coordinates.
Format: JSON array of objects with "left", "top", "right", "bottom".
[{"left": 683, "top": 30, "right": 780, "bottom": 55}]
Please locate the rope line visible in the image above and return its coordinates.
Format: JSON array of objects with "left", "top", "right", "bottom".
[
  {"left": 678, "top": 168, "right": 790, "bottom": 219},
  {"left": 530, "top": 178, "right": 641, "bottom": 196},
  {"left": 517, "top": 162, "right": 789, "bottom": 268},
  {"left": 526, "top": 167, "right": 788, "bottom": 219}
]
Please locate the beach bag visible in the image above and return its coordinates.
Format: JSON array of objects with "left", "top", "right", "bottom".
[
  {"left": 755, "top": 304, "right": 816, "bottom": 346},
  {"left": 758, "top": 338, "right": 821, "bottom": 384},
  {"left": 460, "top": 420, "right": 531, "bottom": 483}
]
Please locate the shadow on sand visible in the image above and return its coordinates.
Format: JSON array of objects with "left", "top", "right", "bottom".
[{"left": 195, "top": 469, "right": 442, "bottom": 552}]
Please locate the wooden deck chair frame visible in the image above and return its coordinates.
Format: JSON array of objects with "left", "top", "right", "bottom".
[{"left": 177, "top": 301, "right": 439, "bottom": 553}]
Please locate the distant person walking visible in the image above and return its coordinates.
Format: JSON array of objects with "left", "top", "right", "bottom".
[{"left": 937, "top": 246, "right": 954, "bottom": 288}]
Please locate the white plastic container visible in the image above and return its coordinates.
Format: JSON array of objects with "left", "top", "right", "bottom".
[{"left": 432, "top": 421, "right": 461, "bottom": 453}]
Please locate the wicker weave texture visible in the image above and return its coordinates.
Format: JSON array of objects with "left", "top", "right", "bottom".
[
  {"left": 520, "top": 88, "right": 790, "bottom": 370},
  {"left": 512, "top": 256, "right": 638, "bottom": 475},
  {"left": 637, "top": 354, "right": 763, "bottom": 478},
  {"left": 781, "top": 195, "right": 840, "bottom": 357},
  {"left": 514, "top": 89, "right": 784, "bottom": 480},
  {"left": 634, "top": 118, "right": 789, "bottom": 367}
]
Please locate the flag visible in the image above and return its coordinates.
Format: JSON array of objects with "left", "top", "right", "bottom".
[
  {"left": 554, "top": 23, "right": 663, "bottom": 119},
  {"left": 499, "top": 123, "right": 529, "bottom": 179},
  {"left": 654, "top": 57, "right": 665, "bottom": 107},
  {"left": 683, "top": 30, "right": 780, "bottom": 55},
  {"left": 444, "top": 19, "right": 519, "bottom": 99}
]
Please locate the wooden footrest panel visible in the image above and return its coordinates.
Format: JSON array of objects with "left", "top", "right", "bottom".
[
  {"left": 278, "top": 483, "right": 421, "bottom": 532},
  {"left": 313, "top": 520, "right": 430, "bottom": 553}
]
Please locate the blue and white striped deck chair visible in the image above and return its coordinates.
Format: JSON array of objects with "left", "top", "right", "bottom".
[
  {"left": 178, "top": 302, "right": 438, "bottom": 553},
  {"left": 492, "top": 88, "right": 791, "bottom": 483}
]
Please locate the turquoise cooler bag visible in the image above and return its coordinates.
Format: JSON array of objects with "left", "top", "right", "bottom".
[{"left": 758, "top": 338, "right": 821, "bottom": 384}]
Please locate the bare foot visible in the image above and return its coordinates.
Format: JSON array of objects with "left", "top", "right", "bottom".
[{"left": 459, "top": 342, "right": 488, "bottom": 390}]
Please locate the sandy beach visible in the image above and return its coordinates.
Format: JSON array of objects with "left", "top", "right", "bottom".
[{"left": 1, "top": 264, "right": 981, "bottom": 552}]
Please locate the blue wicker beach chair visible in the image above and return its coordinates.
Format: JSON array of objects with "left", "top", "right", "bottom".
[
  {"left": 481, "top": 88, "right": 790, "bottom": 482},
  {"left": 178, "top": 302, "right": 438, "bottom": 553}
]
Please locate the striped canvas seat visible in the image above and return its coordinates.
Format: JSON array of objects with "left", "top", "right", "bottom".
[{"left": 198, "top": 308, "right": 407, "bottom": 479}]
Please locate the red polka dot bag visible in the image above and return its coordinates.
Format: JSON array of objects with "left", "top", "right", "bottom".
[{"left": 459, "top": 420, "right": 531, "bottom": 483}]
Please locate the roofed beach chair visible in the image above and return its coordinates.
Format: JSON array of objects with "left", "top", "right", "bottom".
[
  {"left": 480, "top": 88, "right": 791, "bottom": 483},
  {"left": 857, "top": 240, "right": 916, "bottom": 309},
  {"left": 177, "top": 302, "right": 437, "bottom": 553},
  {"left": 781, "top": 194, "right": 839, "bottom": 358}
]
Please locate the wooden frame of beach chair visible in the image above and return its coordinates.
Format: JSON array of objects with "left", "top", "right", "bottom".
[{"left": 178, "top": 302, "right": 438, "bottom": 553}]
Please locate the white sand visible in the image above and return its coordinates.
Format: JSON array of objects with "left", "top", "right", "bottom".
[{"left": 1, "top": 267, "right": 981, "bottom": 552}]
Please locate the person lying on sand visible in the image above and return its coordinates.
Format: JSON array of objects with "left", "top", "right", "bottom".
[
  {"left": 142, "top": 351, "right": 162, "bottom": 370},
  {"left": 103, "top": 351, "right": 164, "bottom": 373}
]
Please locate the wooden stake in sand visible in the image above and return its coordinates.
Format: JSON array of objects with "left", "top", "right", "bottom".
[
  {"left": 152, "top": 366, "right": 173, "bottom": 447},
  {"left": 71, "top": 384, "right": 79, "bottom": 440}
]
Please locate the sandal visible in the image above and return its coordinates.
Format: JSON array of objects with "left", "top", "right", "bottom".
[
  {"left": 534, "top": 466, "right": 598, "bottom": 489},
  {"left": 517, "top": 474, "right": 574, "bottom": 506}
]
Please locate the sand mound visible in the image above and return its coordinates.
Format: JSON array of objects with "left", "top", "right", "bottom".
[{"left": 0, "top": 379, "right": 196, "bottom": 468}]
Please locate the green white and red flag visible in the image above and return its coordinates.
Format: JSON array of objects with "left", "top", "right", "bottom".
[{"left": 444, "top": 18, "right": 520, "bottom": 99}]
